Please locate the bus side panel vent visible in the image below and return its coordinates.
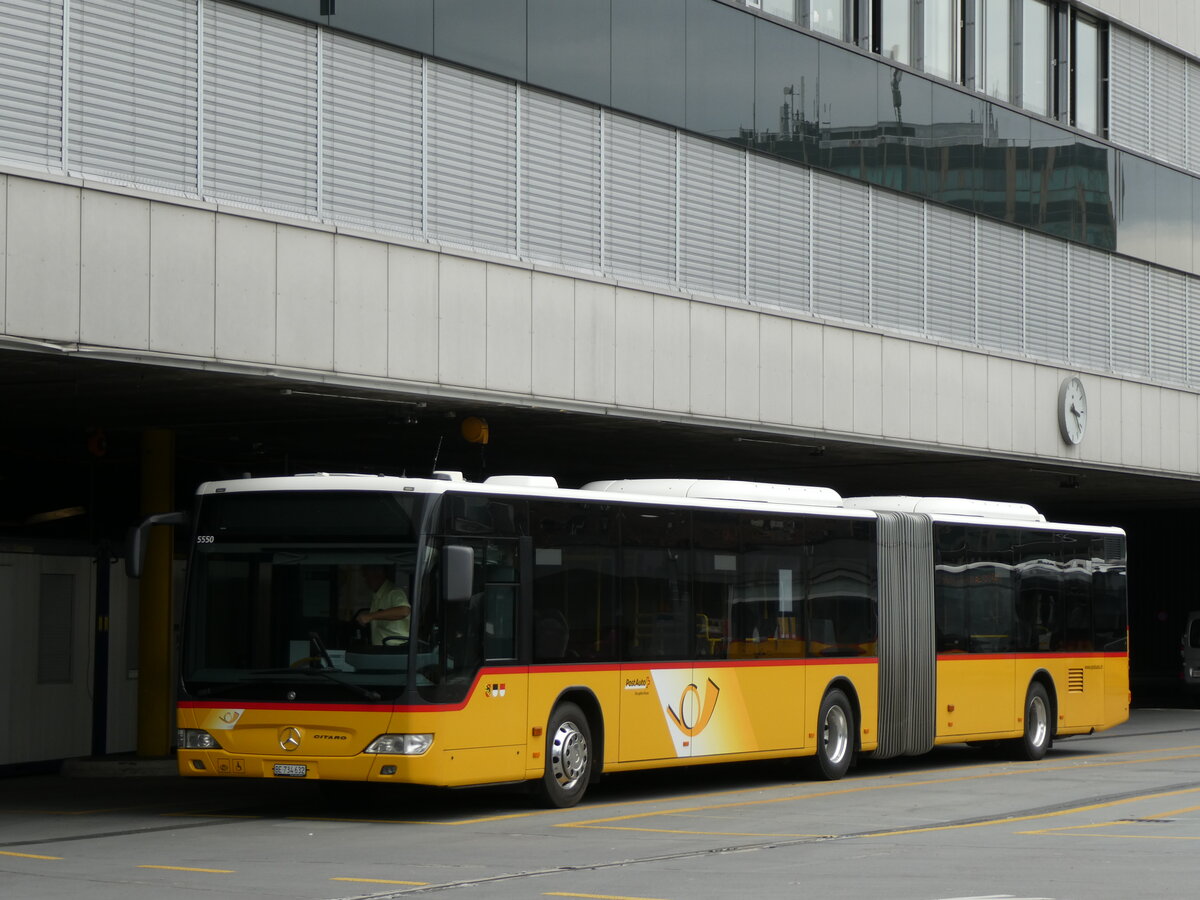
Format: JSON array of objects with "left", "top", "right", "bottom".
[{"left": 1068, "top": 668, "right": 1085, "bottom": 692}]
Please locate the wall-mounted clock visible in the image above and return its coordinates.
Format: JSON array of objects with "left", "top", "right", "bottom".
[{"left": 1058, "top": 376, "right": 1087, "bottom": 445}]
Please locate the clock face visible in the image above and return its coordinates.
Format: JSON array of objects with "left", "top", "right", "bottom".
[{"left": 1058, "top": 376, "right": 1087, "bottom": 445}]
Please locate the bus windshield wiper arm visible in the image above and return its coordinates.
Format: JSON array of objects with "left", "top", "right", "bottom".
[{"left": 291, "top": 666, "right": 382, "bottom": 701}]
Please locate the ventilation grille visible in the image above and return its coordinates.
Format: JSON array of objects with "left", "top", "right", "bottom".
[{"left": 1068, "top": 668, "right": 1085, "bottom": 693}]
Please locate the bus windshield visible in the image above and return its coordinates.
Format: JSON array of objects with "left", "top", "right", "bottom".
[{"left": 181, "top": 490, "right": 431, "bottom": 703}]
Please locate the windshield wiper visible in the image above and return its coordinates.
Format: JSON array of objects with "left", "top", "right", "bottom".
[
  {"left": 290, "top": 666, "right": 382, "bottom": 701},
  {"left": 192, "top": 665, "right": 382, "bottom": 701}
]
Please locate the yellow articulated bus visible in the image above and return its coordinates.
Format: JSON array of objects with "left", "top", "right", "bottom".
[{"left": 150, "top": 473, "right": 1128, "bottom": 807}]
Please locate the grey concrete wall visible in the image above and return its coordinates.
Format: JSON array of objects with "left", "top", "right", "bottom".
[
  {"left": 1085, "top": 0, "right": 1200, "bottom": 58},
  {"left": 3, "top": 170, "right": 1199, "bottom": 479}
]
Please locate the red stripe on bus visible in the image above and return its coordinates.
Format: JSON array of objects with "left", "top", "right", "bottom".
[
  {"left": 178, "top": 657, "right": 882, "bottom": 714},
  {"left": 937, "top": 651, "right": 1127, "bottom": 662}
]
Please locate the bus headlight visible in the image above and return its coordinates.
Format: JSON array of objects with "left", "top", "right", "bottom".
[
  {"left": 177, "top": 728, "right": 222, "bottom": 750},
  {"left": 363, "top": 734, "right": 433, "bottom": 755}
]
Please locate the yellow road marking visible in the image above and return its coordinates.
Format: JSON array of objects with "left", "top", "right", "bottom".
[
  {"left": 0, "top": 850, "right": 63, "bottom": 860},
  {"left": 1019, "top": 798, "right": 1200, "bottom": 839},
  {"left": 561, "top": 749, "right": 1200, "bottom": 836},
  {"left": 137, "top": 864, "right": 236, "bottom": 874},
  {"left": 545, "top": 893, "right": 671, "bottom": 900},
  {"left": 860, "top": 786, "right": 1200, "bottom": 838},
  {"left": 331, "top": 877, "right": 429, "bottom": 885}
]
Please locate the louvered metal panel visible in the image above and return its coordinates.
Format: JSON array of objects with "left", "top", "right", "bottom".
[
  {"left": 322, "top": 32, "right": 422, "bottom": 236},
  {"left": 69, "top": 0, "right": 198, "bottom": 194},
  {"left": 203, "top": 1, "right": 318, "bottom": 215},
  {"left": 1108, "top": 28, "right": 1150, "bottom": 156},
  {"left": 0, "top": 0, "right": 64, "bottom": 169},
  {"left": 811, "top": 172, "right": 869, "bottom": 324},
  {"left": 604, "top": 113, "right": 676, "bottom": 288},
  {"left": 1150, "top": 268, "right": 1188, "bottom": 386},
  {"left": 748, "top": 155, "right": 810, "bottom": 313},
  {"left": 1024, "top": 231, "right": 1068, "bottom": 363},
  {"left": 1110, "top": 256, "right": 1150, "bottom": 378},
  {"left": 870, "top": 190, "right": 925, "bottom": 335},
  {"left": 1150, "top": 45, "right": 1187, "bottom": 169},
  {"left": 427, "top": 62, "right": 517, "bottom": 256},
  {"left": 1067, "top": 245, "right": 1112, "bottom": 370},
  {"left": 680, "top": 136, "right": 746, "bottom": 300},
  {"left": 976, "top": 219, "right": 1024, "bottom": 353},
  {"left": 1189, "top": 62, "right": 1200, "bottom": 176},
  {"left": 520, "top": 88, "right": 602, "bottom": 272},
  {"left": 925, "top": 204, "right": 976, "bottom": 345}
]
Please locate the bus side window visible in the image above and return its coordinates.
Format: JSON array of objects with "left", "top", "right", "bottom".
[{"left": 483, "top": 584, "right": 517, "bottom": 659}]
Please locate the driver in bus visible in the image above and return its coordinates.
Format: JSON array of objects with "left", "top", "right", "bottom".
[{"left": 355, "top": 565, "right": 411, "bottom": 647}]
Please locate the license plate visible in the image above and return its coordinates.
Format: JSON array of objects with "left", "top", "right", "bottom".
[{"left": 273, "top": 763, "right": 308, "bottom": 778}]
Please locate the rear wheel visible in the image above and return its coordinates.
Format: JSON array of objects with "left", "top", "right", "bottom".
[
  {"left": 808, "top": 688, "right": 854, "bottom": 780},
  {"left": 530, "top": 702, "right": 592, "bottom": 808},
  {"left": 1012, "top": 682, "right": 1053, "bottom": 761}
]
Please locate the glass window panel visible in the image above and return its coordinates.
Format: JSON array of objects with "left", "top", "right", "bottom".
[
  {"left": 692, "top": 512, "right": 740, "bottom": 659},
  {"left": 929, "top": 82, "right": 985, "bottom": 212},
  {"left": 612, "top": 0, "right": 686, "bottom": 127},
  {"left": 805, "top": 518, "right": 877, "bottom": 658},
  {"left": 1029, "top": 120, "right": 1071, "bottom": 235},
  {"left": 810, "top": 0, "right": 846, "bottom": 40},
  {"left": 433, "top": 0, "right": 527, "bottom": 82},
  {"left": 527, "top": 0, "right": 611, "bottom": 106},
  {"left": 922, "top": 0, "right": 956, "bottom": 81},
  {"left": 1027, "top": 127, "right": 1108, "bottom": 247},
  {"left": 685, "top": 0, "right": 755, "bottom": 141},
  {"left": 619, "top": 507, "right": 691, "bottom": 661},
  {"left": 1156, "top": 166, "right": 1194, "bottom": 272},
  {"left": 755, "top": 21, "right": 821, "bottom": 165},
  {"left": 819, "top": 41, "right": 882, "bottom": 181},
  {"left": 878, "top": 0, "right": 911, "bottom": 65},
  {"left": 979, "top": 0, "right": 1011, "bottom": 101},
  {"left": 763, "top": 0, "right": 798, "bottom": 23},
  {"left": 1021, "top": 0, "right": 1051, "bottom": 116},
  {"left": 1073, "top": 16, "right": 1100, "bottom": 133},
  {"left": 877, "top": 65, "right": 933, "bottom": 197},
  {"left": 728, "top": 514, "right": 807, "bottom": 659},
  {"left": 530, "top": 500, "right": 619, "bottom": 663},
  {"left": 1068, "top": 136, "right": 1117, "bottom": 250},
  {"left": 978, "top": 102, "right": 1029, "bottom": 225},
  {"left": 1116, "top": 152, "right": 1158, "bottom": 263}
]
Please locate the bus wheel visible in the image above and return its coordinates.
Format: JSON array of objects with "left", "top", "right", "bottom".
[
  {"left": 808, "top": 688, "right": 854, "bottom": 780},
  {"left": 531, "top": 702, "right": 592, "bottom": 808},
  {"left": 1013, "top": 682, "right": 1053, "bottom": 761}
]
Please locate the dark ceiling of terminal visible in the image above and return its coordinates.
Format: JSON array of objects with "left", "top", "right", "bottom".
[{"left": 4, "top": 346, "right": 1200, "bottom": 546}]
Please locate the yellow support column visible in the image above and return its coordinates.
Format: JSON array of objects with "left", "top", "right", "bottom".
[{"left": 137, "top": 428, "right": 175, "bottom": 758}]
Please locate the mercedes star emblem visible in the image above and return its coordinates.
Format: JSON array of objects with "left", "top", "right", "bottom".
[{"left": 279, "top": 727, "right": 302, "bottom": 752}]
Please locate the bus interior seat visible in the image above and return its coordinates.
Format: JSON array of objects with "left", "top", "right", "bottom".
[{"left": 534, "top": 608, "right": 569, "bottom": 660}]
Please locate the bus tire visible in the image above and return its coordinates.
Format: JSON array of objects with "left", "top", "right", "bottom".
[
  {"left": 808, "top": 688, "right": 854, "bottom": 780},
  {"left": 531, "top": 702, "right": 592, "bottom": 808},
  {"left": 1012, "top": 682, "right": 1053, "bottom": 761}
]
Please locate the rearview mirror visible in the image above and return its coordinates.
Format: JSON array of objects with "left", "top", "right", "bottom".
[
  {"left": 126, "top": 511, "right": 189, "bottom": 578},
  {"left": 442, "top": 544, "right": 475, "bottom": 602}
]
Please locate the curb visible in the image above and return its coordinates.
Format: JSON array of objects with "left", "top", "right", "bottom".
[{"left": 61, "top": 757, "right": 178, "bottom": 777}]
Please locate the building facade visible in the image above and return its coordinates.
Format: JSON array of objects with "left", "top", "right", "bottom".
[{"left": 0, "top": 0, "right": 1195, "bottom": 764}]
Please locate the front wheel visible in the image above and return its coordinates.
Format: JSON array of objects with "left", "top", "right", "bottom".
[
  {"left": 1012, "top": 682, "right": 1053, "bottom": 761},
  {"left": 808, "top": 688, "right": 854, "bottom": 780},
  {"left": 530, "top": 702, "right": 593, "bottom": 808}
]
